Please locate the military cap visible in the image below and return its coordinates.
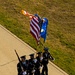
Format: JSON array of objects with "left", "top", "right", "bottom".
[
  {"left": 29, "top": 53, "right": 34, "bottom": 57},
  {"left": 20, "top": 55, "right": 26, "bottom": 59},
  {"left": 44, "top": 47, "right": 49, "bottom": 51},
  {"left": 37, "top": 52, "right": 42, "bottom": 54}
]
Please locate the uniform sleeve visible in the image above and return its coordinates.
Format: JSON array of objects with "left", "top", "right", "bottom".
[
  {"left": 48, "top": 53, "right": 54, "bottom": 60},
  {"left": 17, "top": 63, "right": 22, "bottom": 73}
]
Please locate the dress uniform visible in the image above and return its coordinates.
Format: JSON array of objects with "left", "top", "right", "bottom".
[
  {"left": 17, "top": 55, "right": 28, "bottom": 75},
  {"left": 36, "top": 52, "right": 43, "bottom": 75},
  {"left": 42, "top": 47, "right": 54, "bottom": 75},
  {"left": 28, "top": 54, "right": 36, "bottom": 75}
]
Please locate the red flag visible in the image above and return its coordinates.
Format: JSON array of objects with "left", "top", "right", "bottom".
[{"left": 30, "top": 17, "right": 40, "bottom": 44}]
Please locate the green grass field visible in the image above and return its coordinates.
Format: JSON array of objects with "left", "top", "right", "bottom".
[{"left": 0, "top": 0, "right": 75, "bottom": 75}]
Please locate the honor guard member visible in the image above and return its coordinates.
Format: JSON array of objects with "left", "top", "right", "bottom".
[
  {"left": 28, "top": 54, "right": 36, "bottom": 75},
  {"left": 17, "top": 55, "right": 28, "bottom": 75},
  {"left": 36, "top": 52, "right": 43, "bottom": 75},
  {"left": 36, "top": 52, "right": 43, "bottom": 65},
  {"left": 42, "top": 47, "right": 54, "bottom": 75}
]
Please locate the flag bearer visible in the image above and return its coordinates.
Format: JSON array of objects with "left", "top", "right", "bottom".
[{"left": 42, "top": 47, "right": 54, "bottom": 75}]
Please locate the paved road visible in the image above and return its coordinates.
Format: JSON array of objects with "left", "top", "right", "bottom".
[{"left": 0, "top": 25, "right": 68, "bottom": 75}]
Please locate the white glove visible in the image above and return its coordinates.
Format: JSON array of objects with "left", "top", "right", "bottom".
[
  {"left": 23, "top": 71, "right": 27, "bottom": 75},
  {"left": 33, "top": 59, "right": 37, "bottom": 63},
  {"left": 32, "top": 70, "right": 35, "bottom": 73},
  {"left": 39, "top": 66, "right": 42, "bottom": 69},
  {"left": 40, "top": 57, "right": 43, "bottom": 61}
]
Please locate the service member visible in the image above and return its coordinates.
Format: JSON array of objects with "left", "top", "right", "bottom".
[
  {"left": 28, "top": 54, "right": 36, "bottom": 75},
  {"left": 42, "top": 47, "right": 54, "bottom": 75},
  {"left": 36, "top": 52, "right": 43, "bottom": 75},
  {"left": 17, "top": 55, "right": 28, "bottom": 75}
]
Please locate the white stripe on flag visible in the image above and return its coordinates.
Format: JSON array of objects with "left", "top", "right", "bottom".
[
  {"left": 30, "top": 22, "right": 39, "bottom": 36},
  {"left": 32, "top": 18, "right": 40, "bottom": 31},
  {"left": 30, "top": 17, "right": 40, "bottom": 43},
  {"left": 30, "top": 27, "right": 39, "bottom": 41}
]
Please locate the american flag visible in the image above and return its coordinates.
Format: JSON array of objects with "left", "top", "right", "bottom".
[{"left": 30, "top": 16, "right": 40, "bottom": 44}]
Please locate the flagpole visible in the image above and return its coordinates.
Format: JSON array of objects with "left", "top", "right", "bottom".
[{"left": 40, "top": 41, "right": 46, "bottom": 49}]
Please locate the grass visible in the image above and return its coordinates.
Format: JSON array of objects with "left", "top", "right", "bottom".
[{"left": 0, "top": 0, "right": 75, "bottom": 75}]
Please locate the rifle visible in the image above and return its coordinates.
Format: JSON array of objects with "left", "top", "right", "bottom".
[
  {"left": 15, "top": 50, "right": 27, "bottom": 75},
  {"left": 14, "top": 50, "right": 24, "bottom": 71}
]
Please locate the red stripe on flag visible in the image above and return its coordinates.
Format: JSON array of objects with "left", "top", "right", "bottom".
[
  {"left": 30, "top": 29, "right": 39, "bottom": 42},
  {"left": 30, "top": 17, "right": 40, "bottom": 44},
  {"left": 30, "top": 21, "right": 40, "bottom": 37},
  {"left": 32, "top": 18, "right": 40, "bottom": 31},
  {"left": 30, "top": 24, "right": 39, "bottom": 39}
]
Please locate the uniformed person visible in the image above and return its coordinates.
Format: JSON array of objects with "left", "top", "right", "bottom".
[
  {"left": 36, "top": 52, "right": 43, "bottom": 75},
  {"left": 36, "top": 52, "right": 43, "bottom": 65},
  {"left": 42, "top": 47, "right": 54, "bottom": 75},
  {"left": 28, "top": 54, "right": 36, "bottom": 75},
  {"left": 17, "top": 55, "right": 28, "bottom": 75}
]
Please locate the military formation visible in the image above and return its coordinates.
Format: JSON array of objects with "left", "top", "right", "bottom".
[{"left": 17, "top": 47, "right": 54, "bottom": 75}]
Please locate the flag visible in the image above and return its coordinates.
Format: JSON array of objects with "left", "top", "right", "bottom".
[
  {"left": 40, "top": 18, "right": 48, "bottom": 42},
  {"left": 21, "top": 10, "right": 48, "bottom": 43},
  {"left": 30, "top": 16, "right": 40, "bottom": 44}
]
